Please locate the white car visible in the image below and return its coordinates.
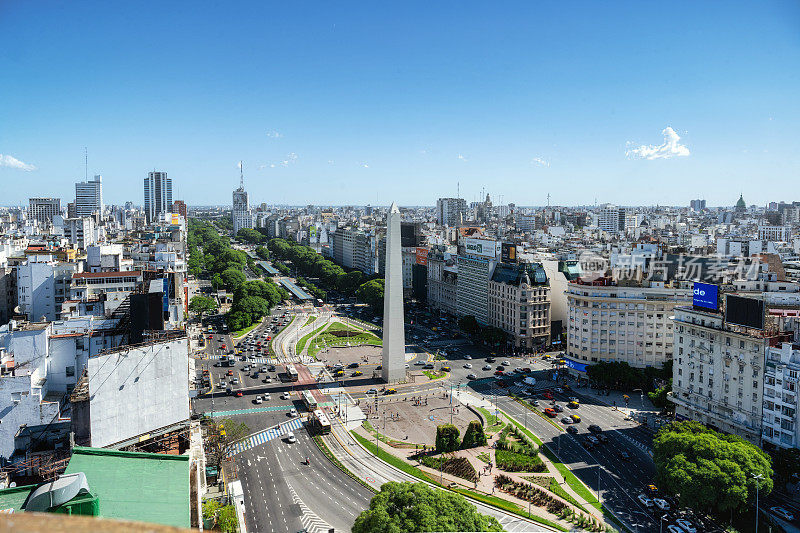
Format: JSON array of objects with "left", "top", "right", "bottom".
[
  {"left": 464, "top": 363, "right": 472, "bottom": 369},
  {"left": 464, "top": 355, "right": 472, "bottom": 360},
  {"left": 653, "top": 498, "right": 670, "bottom": 511},
  {"left": 289, "top": 408, "right": 298, "bottom": 417},
  {"left": 467, "top": 373, "right": 477, "bottom": 380},
  {"left": 286, "top": 432, "right": 297, "bottom": 443},
  {"left": 414, "top": 360, "right": 426, "bottom": 366},
  {"left": 637, "top": 494, "right": 653, "bottom": 508},
  {"left": 263, "top": 393, "right": 270, "bottom": 401},
  {"left": 771, "top": 506, "right": 795, "bottom": 521},
  {"left": 502, "top": 360, "right": 511, "bottom": 366},
  {"left": 281, "top": 392, "right": 290, "bottom": 400},
  {"left": 674, "top": 519, "right": 697, "bottom": 533},
  {"left": 482, "top": 365, "right": 492, "bottom": 371},
  {"left": 254, "top": 396, "right": 263, "bottom": 404},
  {"left": 553, "top": 387, "right": 563, "bottom": 393}
]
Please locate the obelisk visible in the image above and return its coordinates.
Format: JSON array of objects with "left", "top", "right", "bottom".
[{"left": 381, "top": 202, "right": 406, "bottom": 383}]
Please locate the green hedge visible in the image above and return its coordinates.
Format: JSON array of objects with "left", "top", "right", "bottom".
[{"left": 495, "top": 449, "right": 547, "bottom": 473}]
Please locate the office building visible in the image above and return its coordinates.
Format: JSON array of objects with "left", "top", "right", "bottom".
[
  {"left": 143, "top": 171, "right": 172, "bottom": 223},
  {"left": 598, "top": 204, "right": 622, "bottom": 233},
  {"left": 690, "top": 199, "right": 706, "bottom": 211},
  {"left": 28, "top": 198, "right": 61, "bottom": 225},
  {"left": 762, "top": 341, "right": 800, "bottom": 450},
  {"left": 456, "top": 238, "right": 498, "bottom": 324},
  {"left": 426, "top": 247, "right": 458, "bottom": 315},
  {"left": 758, "top": 224, "right": 792, "bottom": 242},
  {"left": 75, "top": 174, "right": 103, "bottom": 218},
  {"left": 436, "top": 197, "right": 467, "bottom": 227},
  {"left": 232, "top": 166, "right": 253, "bottom": 235},
  {"left": 172, "top": 200, "right": 187, "bottom": 219}
]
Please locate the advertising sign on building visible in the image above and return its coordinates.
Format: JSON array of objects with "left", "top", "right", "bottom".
[
  {"left": 501, "top": 243, "right": 517, "bottom": 263},
  {"left": 415, "top": 247, "right": 429, "bottom": 266},
  {"left": 692, "top": 282, "right": 719, "bottom": 311},
  {"left": 464, "top": 238, "right": 499, "bottom": 259}
]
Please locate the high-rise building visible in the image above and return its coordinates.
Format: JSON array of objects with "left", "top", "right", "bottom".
[
  {"left": 690, "top": 199, "right": 706, "bottom": 211},
  {"left": 28, "top": 198, "right": 61, "bottom": 225},
  {"left": 172, "top": 200, "right": 187, "bottom": 219},
  {"left": 436, "top": 197, "right": 467, "bottom": 227},
  {"left": 488, "top": 261, "right": 552, "bottom": 351},
  {"left": 232, "top": 164, "right": 253, "bottom": 235},
  {"left": 75, "top": 174, "right": 103, "bottom": 218},
  {"left": 143, "top": 171, "right": 172, "bottom": 223},
  {"left": 598, "top": 204, "right": 622, "bottom": 233}
]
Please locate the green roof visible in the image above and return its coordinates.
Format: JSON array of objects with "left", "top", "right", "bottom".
[
  {"left": 0, "top": 483, "right": 38, "bottom": 513},
  {"left": 63, "top": 446, "right": 190, "bottom": 528}
]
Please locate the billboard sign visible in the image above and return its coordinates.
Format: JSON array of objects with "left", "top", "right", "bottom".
[
  {"left": 464, "top": 238, "right": 498, "bottom": 259},
  {"left": 564, "top": 358, "right": 588, "bottom": 373},
  {"left": 726, "top": 295, "right": 765, "bottom": 330},
  {"left": 415, "top": 247, "right": 429, "bottom": 266},
  {"left": 501, "top": 243, "right": 517, "bottom": 263},
  {"left": 692, "top": 282, "right": 719, "bottom": 311}
]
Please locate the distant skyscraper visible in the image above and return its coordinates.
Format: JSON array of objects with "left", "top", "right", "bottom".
[
  {"left": 75, "top": 174, "right": 103, "bottom": 218},
  {"left": 143, "top": 171, "right": 172, "bottom": 223},
  {"left": 598, "top": 204, "right": 621, "bottom": 233},
  {"left": 436, "top": 197, "right": 467, "bottom": 227},
  {"left": 28, "top": 198, "right": 61, "bottom": 225},
  {"left": 689, "top": 199, "right": 706, "bottom": 211},
  {"left": 232, "top": 163, "right": 253, "bottom": 234}
]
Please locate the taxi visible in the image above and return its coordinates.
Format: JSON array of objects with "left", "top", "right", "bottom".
[
  {"left": 568, "top": 400, "right": 580, "bottom": 409},
  {"left": 570, "top": 414, "right": 581, "bottom": 423}
]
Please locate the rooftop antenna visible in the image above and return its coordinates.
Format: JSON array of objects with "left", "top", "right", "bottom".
[
  {"left": 239, "top": 161, "right": 244, "bottom": 189},
  {"left": 547, "top": 193, "right": 551, "bottom": 207},
  {"left": 84, "top": 147, "right": 88, "bottom": 181},
  {"left": 457, "top": 181, "right": 460, "bottom": 200}
]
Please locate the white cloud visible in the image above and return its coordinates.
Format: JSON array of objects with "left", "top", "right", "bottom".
[
  {"left": 266, "top": 130, "right": 282, "bottom": 139},
  {"left": 626, "top": 127, "right": 690, "bottom": 160},
  {"left": 457, "top": 154, "right": 467, "bottom": 161},
  {"left": 531, "top": 157, "right": 550, "bottom": 167},
  {"left": 0, "top": 154, "right": 36, "bottom": 171},
  {"left": 327, "top": 160, "right": 335, "bottom": 165},
  {"left": 359, "top": 162, "right": 369, "bottom": 168},
  {"left": 280, "top": 152, "right": 299, "bottom": 167}
]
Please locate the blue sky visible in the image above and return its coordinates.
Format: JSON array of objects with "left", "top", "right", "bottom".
[{"left": 1, "top": 1, "right": 798, "bottom": 207}]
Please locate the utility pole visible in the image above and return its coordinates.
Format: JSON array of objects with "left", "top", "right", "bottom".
[{"left": 753, "top": 473, "right": 763, "bottom": 533}]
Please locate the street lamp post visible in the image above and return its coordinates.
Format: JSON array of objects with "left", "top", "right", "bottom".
[
  {"left": 659, "top": 514, "right": 667, "bottom": 533},
  {"left": 752, "top": 473, "right": 763, "bottom": 533}
]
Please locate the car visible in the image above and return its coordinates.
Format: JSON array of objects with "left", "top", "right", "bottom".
[
  {"left": 334, "top": 370, "right": 345, "bottom": 377},
  {"left": 570, "top": 414, "right": 581, "bottom": 423},
  {"left": 588, "top": 424, "right": 602, "bottom": 433},
  {"left": 553, "top": 386, "right": 563, "bottom": 393},
  {"left": 405, "top": 363, "right": 410, "bottom": 368},
  {"left": 544, "top": 408, "right": 557, "bottom": 418},
  {"left": 464, "top": 363, "right": 472, "bottom": 369},
  {"left": 637, "top": 494, "right": 654, "bottom": 508},
  {"left": 486, "top": 357, "right": 496, "bottom": 363},
  {"left": 289, "top": 408, "right": 298, "bottom": 417},
  {"left": 366, "top": 388, "right": 378, "bottom": 395},
  {"left": 263, "top": 393, "right": 270, "bottom": 400},
  {"left": 494, "top": 370, "right": 504, "bottom": 376},
  {"left": 226, "top": 369, "right": 234, "bottom": 376},
  {"left": 348, "top": 362, "right": 359, "bottom": 368},
  {"left": 235, "top": 390, "right": 243, "bottom": 397},
  {"left": 666, "top": 526, "right": 684, "bottom": 533},
  {"left": 553, "top": 404, "right": 564, "bottom": 412},
  {"left": 384, "top": 388, "right": 397, "bottom": 395},
  {"left": 531, "top": 399, "right": 540, "bottom": 406},
  {"left": 262, "top": 376, "right": 272, "bottom": 383},
  {"left": 464, "top": 355, "right": 472, "bottom": 360},
  {"left": 423, "top": 363, "right": 434, "bottom": 369},
  {"left": 231, "top": 377, "right": 239, "bottom": 384},
  {"left": 286, "top": 432, "right": 297, "bottom": 443},
  {"left": 566, "top": 425, "right": 578, "bottom": 434},
  {"left": 467, "top": 373, "right": 477, "bottom": 380},
  {"left": 542, "top": 392, "right": 554, "bottom": 400},
  {"left": 496, "top": 365, "right": 505, "bottom": 371},
  {"left": 561, "top": 416, "right": 572, "bottom": 424},
  {"left": 352, "top": 370, "right": 363, "bottom": 376},
  {"left": 568, "top": 401, "right": 579, "bottom": 409},
  {"left": 483, "top": 365, "right": 492, "bottom": 371},
  {"left": 414, "top": 360, "right": 426, "bottom": 366},
  {"left": 582, "top": 438, "right": 595, "bottom": 449},
  {"left": 502, "top": 360, "right": 511, "bottom": 366},
  {"left": 653, "top": 498, "right": 670, "bottom": 511},
  {"left": 441, "top": 366, "right": 451, "bottom": 372},
  {"left": 587, "top": 436, "right": 599, "bottom": 445},
  {"left": 646, "top": 484, "right": 659, "bottom": 495},
  {"left": 261, "top": 366, "right": 267, "bottom": 372},
  {"left": 770, "top": 506, "right": 795, "bottom": 521},
  {"left": 619, "top": 451, "right": 630, "bottom": 461},
  {"left": 674, "top": 519, "right": 697, "bottom": 533},
  {"left": 268, "top": 365, "right": 276, "bottom": 372},
  {"left": 254, "top": 396, "right": 263, "bottom": 404},
  {"left": 596, "top": 433, "right": 608, "bottom": 443},
  {"left": 568, "top": 396, "right": 579, "bottom": 403},
  {"left": 281, "top": 392, "right": 290, "bottom": 400}
]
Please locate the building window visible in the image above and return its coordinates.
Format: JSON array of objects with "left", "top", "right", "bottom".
[{"left": 66, "top": 366, "right": 75, "bottom": 377}]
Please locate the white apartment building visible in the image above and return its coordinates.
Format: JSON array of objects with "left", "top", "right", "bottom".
[
  {"left": 671, "top": 306, "right": 767, "bottom": 444},
  {"left": 426, "top": 248, "right": 458, "bottom": 316},
  {"left": 762, "top": 341, "right": 800, "bottom": 449},
  {"left": 566, "top": 279, "right": 692, "bottom": 368},
  {"left": 488, "top": 262, "right": 551, "bottom": 350},
  {"left": 16, "top": 255, "right": 76, "bottom": 322},
  {"left": 598, "top": 204, "right": 621, "bottom": 234},
  {"left": 70, "top": 270, "right": 143, "bottom": 303},
  {"left": 401, "top": 247, "right": 416, "bottom": 291},
  {"left": 515, "top": 214, "right": 536, "bottom": 233},
  {"left": 758, "top": 224, "right": 792, "bottom": 243},
  {"left": 75, "top": 174, "right": 103, "bottom": 218},
  {"left": 86, "top": 244, "right": 127, "bottom": 272},
  {"left": 63, "top": 216, "right": 96, "bottom": 249}
]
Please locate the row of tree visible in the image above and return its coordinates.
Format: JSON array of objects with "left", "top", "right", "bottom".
[
  {"left": 585, "top": 360, "right": 672, "bottom": 392},
  {"left": 434, "top": 422, "right": 487, "bottom": 453},
  {"left": 457, "top": 315, "right": 507, "bottom": 345}
]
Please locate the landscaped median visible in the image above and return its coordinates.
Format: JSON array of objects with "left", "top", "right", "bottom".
[
  {"left": 306, "top": 321, "right": 382, "bottom": 359},
  {"left": 349, "top": 430, "right": 568, "bottom": 532}
]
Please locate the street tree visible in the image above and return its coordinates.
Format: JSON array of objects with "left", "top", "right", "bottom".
[
  {"left": 653, "top": 421, "right": 773, "bottom": 515},
  {"left": 435, "top": 424, "right": 460, "bottom": 453},
  {"left": 204, "top": 418, "right": 250, "bottom": 473},
  {"left": 460, "top": 420, "right": 487, "bottom": 449},
  {"left": 220, "top": 268, "right": 246, "bottom": 292},
  {"left": 457, "top": 315, "right": 480, "bottom": 335},
  {"left": 189, "top": 295, "right": 218, "bottom": 319},
  {"left": 352, "top": 481, "right": 502, "bottom": 533},
  {"left": 356, "top": 279, "right": 385, "bottom": 309}
]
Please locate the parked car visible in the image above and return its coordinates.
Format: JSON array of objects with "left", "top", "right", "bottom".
[
  {"left": 675, "top": 519, "right": 697, "bottom": 533},
  {"left": 596, "top": 433, "right": 608, "bottom": 443},
  {"left": 637, "top": 494, "right": 654, "bottom": 508},
  {"left": 653, "top": 498, "right": 670, "bottom": 511},
  {"left": 619, "top": 451, "right": 630, "bottom": 461},
  {"left": 281, "top": 392, "right": 290, "bottom": 400},
  {"left": 570, "top": 414, "right": 581, "bottom": 423},
  {"left": 366, "top": 388, "right": 378, "bottom": 395},
  {"left": 553, "top": 404, "right": 564, "bottom": 412},
  {"left": 666, "top": 525, "right": 684, "bottom": 533},
  {"left": 289, "top": 408, "right": 298, "bottom": 417},
  {"left": 502, "top": 360, "right": 511, "bottom": 366},
  {"left": 254, "top": 396, "right": 263, "bottom": 404},
  {"left": 464, "top": 363, "right": 472, "bottom": 369},
  {"left": 770, "top": 506, "right": 795, "bottom": 521},
  {"left": 483, "top": 365, "right": 492, "bottom": 371}
]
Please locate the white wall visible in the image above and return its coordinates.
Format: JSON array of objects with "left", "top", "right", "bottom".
[{"left": 87, "top": 338, "right": 189, "bottom": 448}]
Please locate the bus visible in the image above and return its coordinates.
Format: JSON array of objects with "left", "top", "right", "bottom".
[
  {"left": 302, "top": 390, "right": 318, "bottom": 410},
  {"left": 311, "top": 409, "right": 331, "bottom": 435},
  {"left": 314, "top": 298, "right": 324, "bottom": 307},
  {"left": 286, "top": 364, "right": 299, "bottom": 382}
]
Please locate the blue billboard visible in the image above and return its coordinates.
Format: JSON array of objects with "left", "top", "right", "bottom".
[
  {"left": 693, "top": 282, "right": 718, "bottom": 311},
  {"left": 564, "top": 359, "right": 588, "bottom": 373}
]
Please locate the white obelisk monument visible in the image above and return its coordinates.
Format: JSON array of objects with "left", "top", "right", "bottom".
[{"left": 381, "top": 202, "right": 406, "bottom": 383}]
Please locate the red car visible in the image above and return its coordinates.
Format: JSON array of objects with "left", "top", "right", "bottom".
[
  {"left": 266, "top": 336, "right": 271, "bottom": 341},
  {"left": 207, "top": 334, "right": 213, "bottom": 339},
  {"left": 494, "top": 370, "right": 504, "bottom": 376},
  {"left": 543, "top": 392, "right": 554, "bottom": 400},
  {"left": 235, "top": 390, "right": 243, "bottom": 397}
]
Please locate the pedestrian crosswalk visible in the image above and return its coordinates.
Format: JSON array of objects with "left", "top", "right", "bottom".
[
  {"left": 288, "top": 483, "right": 334, "bottom": 532},
  {"left": 617, "top": 432, "right": 653, "bottom": 455},
  {"left": 229, "top": 417, "right": 304, "bottom": 456}
]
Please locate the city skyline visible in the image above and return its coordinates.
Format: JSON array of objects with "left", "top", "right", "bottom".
[{"left": 2, "top": 2, "right": 799, "bottom": 207}]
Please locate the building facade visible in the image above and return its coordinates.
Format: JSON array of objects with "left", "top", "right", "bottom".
[
  {"left": 232, "top": 176, "right": 253, "bottom": 235},
  {"left": 75, "top": 175, "right": 103, "bottom": 218},
  {"left": 488, "top": 262, "right": 552, "bottom": 350},
  {"left": 143, "top": 171, "right": 172, "bottom": 223},
  {"left": 456, "top": 254, "right": 495, "bottom": 325},
  {"left": 436, "top": 197, "right": 467, "bottom": 227},
  {"left": 762, "top": 341, "right": 800, "bottom": 449},
  {"left": 566, "top": 279, "right": 691, "bottom": 368},
  {"left": 28, "top": 198, "right": 61, "bottom": 226}
]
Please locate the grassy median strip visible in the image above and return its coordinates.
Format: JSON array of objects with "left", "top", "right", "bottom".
[
  {"left": 511, "top": 395, "right": 564, "bottom": 432},
  {"left": 351, "top": 430, "right": 567, "bottom": 531},
  {"left": 312, "top": 435, "right": 376, "bottom": 493},
  {"left": 303, "top": 316, "right": 317, "bottom": 328}
]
